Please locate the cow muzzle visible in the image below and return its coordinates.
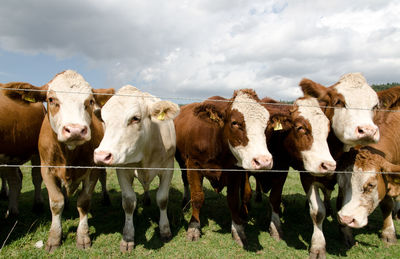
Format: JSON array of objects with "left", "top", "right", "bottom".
[
  {"left": 251, "top": 155, "right": 273, "bottom": 170},
  {"left": 337, "top": 214, "right": 366, "bottom": 228},
  {"left": 355, "top": 125, "right": 379, "bottom": 143},
  {"left": 62, "top": 124, "right": 89, "bottom": 142},
  {"left": 94, "top": 150, "right": 113, "bottom": 165}
]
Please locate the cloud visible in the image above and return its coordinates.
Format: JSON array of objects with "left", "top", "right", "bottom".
[{"left": 1, "top": 0, "right": 400, "bottom": 102}]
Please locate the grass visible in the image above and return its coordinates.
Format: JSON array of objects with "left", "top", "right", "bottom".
[{"left": 1, "top": 164, "right": 400, "bottom": 258}]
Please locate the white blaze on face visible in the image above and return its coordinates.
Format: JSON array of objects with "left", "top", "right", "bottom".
[
  {"left": 228, "top": 92, "right": 272, "bottom": 170},
  {"left": 332, "top": 73, "right": 379, "bottom": 148},
  {"left": 95, "top": 86, "right": 150, "bottom": 165},
  {"left": 337, "top": 166, "right": 380, "bottom": 228},
  {"left": 296, "top": 98, "right": 335, "bottom": 173},
  {"left": 47, "top": 70, "right": 94, "bottom": 149}
]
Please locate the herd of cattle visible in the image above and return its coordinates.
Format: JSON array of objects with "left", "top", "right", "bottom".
[{"left": 1, "top": 70, "right": 400, "bottom": 258}]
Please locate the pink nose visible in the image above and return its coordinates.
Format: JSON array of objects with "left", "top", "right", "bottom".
[
  {"left": 338, "top": 215, "right": 355, "bottom": 226},
  {"left": 319, "top": 161, "right": 336, "bottom": 173},
  {"left": 251, "top": 155, "right": 273, "bottom": 170},
  {"left": 355, "top": 125, "right": 379, "bottom": 141},
  {"left": 62, "top": 124, "right": 88, "bottom": 140},
  {"left": 94, "top": 150, "right": 113, "bottom": 165}
]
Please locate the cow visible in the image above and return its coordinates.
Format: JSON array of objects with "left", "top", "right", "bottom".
[
  {"left": 337, "top": 86, "right": 400, "bottom": 246},
  {"left": 252, "top": 96, "right": 336, "bottom": 240},
  {"left": 0, "top": 83, "right": 45, "bottom": 216},
  {"left": 3, "top": 70, "right": 114, "bottom": 252},
  {"left": 93, "top": 85, "right": 180, "bottom": 252},
  {"left": 175, "top": 89, "right": 273, "bottom": 247},
  {"left": 298, "top": 73, "right": 380, "bottom": 259}
]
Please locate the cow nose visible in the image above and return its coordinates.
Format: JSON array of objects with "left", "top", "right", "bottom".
[
  {"left": 251, "top": 155, "right": 273, "bottom": 170},
  {"left": 356, "top": 125, "right": 379, "bottom": 141},
  {"left": 338, "top": 215, "right": 355, "bottom": 226},
  {"left": 94, "top": 150, "right": 113, "bottom": 165},
  {"left": 62, "top": 124, "right": 88, "bottom": 140},
  {"left": 319, "top": 161, "right": 336, "bottom": 172}
]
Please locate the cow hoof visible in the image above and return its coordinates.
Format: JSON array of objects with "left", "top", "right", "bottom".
[
  {"left": 382, "top": 231, "right": 397, "bottom": 244},
  {"left": 309, "top": 247, "right": 326, "bottom": 259},
  {"left": 102, "top": 193, "right": 111, "bottom": 206},
  {"left": 120, "top": 240, "right": 134, "bottom": 252},
  {"left": 231, "top": 231, "right": 247, "bottom": 248},
  {"left": 45, "top": 243, "right": 60, "bottom": 253},
  {"left": 269, "top": 226, "right": 283, "bottom": 241},
  {"left": 186, "top": 227, "right": 201, "bottom": 241},
  {"left": 32, "top": 202, "right": 44, "bottom": 214},
  {"left": 343, "top": 233, "right": 355, "bottom": 248},
  {"left": 160, "top": 231, "right": 172, "bottom": 243},
  {"left": 76, "top": 235, "right": 91, "bottom": 250}
]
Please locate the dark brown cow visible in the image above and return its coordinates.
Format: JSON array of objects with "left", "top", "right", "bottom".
[
  {"left": 337, "top": 86, "right": 400, "bottom": 246},
  {"left": 0, "top": 83, "right": 46, "bottom": 216},
  {"left": 175, "top": 89, "right": 273, "bottom": 247},
  {"left": 3, "top": 70, "right": 114, "bottom": 252}
]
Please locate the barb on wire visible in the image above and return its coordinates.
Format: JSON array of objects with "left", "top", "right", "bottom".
[
  {"left": 1, "top": 163, "right": 400, "bottom": 175},
  {"left": 1, "top": 87, "right": 398, "bottom": 113}
]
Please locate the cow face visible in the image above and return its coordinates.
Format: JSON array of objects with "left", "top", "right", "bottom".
[
  {"left": 94, "top": 85, "right": 179, "bottom": 165},
  {"left": 300, "top": 73, "right": 379, "bottom": 150},
  {"left": 287, "top": 97, "right": 336, "bottom": 175},
  {"left": 226, "top": 89, "right": 273, "bottom": 170},
  {"left": 337, "top": 149, "right": 388, "bottom": 228}
]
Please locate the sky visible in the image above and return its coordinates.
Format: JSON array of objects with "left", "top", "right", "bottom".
[{"left": 1, "top": 0, "right": 400, "bottom": 103}]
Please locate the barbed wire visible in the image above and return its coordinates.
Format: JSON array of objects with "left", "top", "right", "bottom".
[
  {"left": 1, "top": 87, "right": 399, "bottom": 112},
  {"left": 0, "top": 164, "right": 399, "bottom": 175}
]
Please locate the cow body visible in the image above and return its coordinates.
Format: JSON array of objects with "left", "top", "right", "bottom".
[
  {"left": 3, "top": 70, "right": 114, "bottom": 252},
  {"left": 175, "top": 89, "right": 273, "bottom": 247},
  {"left": 94, "top": 85, "right": 180, "bottom": 252},
  {"left": 0, "top": 85, "right": 45, "bottom": 216},
  {"left": 337, "top": 86, "right": 400, "bottom": 246},
  {"left": 298, "top": 73, "right": 379, "bottom": 258}
]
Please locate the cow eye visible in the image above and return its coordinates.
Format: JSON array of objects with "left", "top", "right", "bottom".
[
  {"left": 364, "top": 182, "right": 376, "bottom": 192},
  {"left": 128, "top": 116, "right": 141, "bottom": 125},
  {"left": 372, "top": 104, "right": 379, "bottom": 111},
  {"left": 231, "top": 121, "right": 239, "bottom": 127},
  {"left": 90, "top": 99, "right": 95, "bottom": 106},
  {"left": 48, "top": 97, "right": 54, "bottom": 103},
  {"left": 334, "top": 99, "right": 343, "bottom": 106},
  {"left": 296, "top": 125, "right": 306, "bottom": 133}
]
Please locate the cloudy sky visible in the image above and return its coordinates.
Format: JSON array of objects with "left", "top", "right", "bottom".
[{"left": 1, "top": 0, "right": 399, "bottom": 103}]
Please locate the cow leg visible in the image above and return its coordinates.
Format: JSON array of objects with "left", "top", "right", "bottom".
[
  {"left": 157, "top": 169, "right": 173, "bottom": 242},
  {"left": 0, "top": 175, "right": 8, "bottom": 200},
  {"left": 268, "top": 172, "right": 287, "bottom": 241},
  {"left": 42, "top": 169, "right": 64, "bottom": 253},
  {"left": 143, "top": 181, "right": 151, "bottom": 206},
  {"left": 380, "top": 195, "right": 397, "bottom": 244},
  {"left": 322, "top": 188, "right": 333, "bottom": 217},
  {"left": 186, "top": 169, "right": 204, "bottom": 241},
  {"left": 117, "top": 169, "right": 136, "bottom": 252},
  {"left": 228, "top": 173, "right": 247, "bottom": 247},
  {"left": 181, "top": 171, "right": 190, "bottom": 209},
  {"left": 307, "top": 184, "right": 326, "bottom": 259},
  {"left": 76, "top": 170, "right": 97, "bottom": 250},
  {"left": 5, "top": 167, "right": 22, "bottom": 218},
  {"left": 98, "top": 169, "right": 111, "bottom": 206},
  {"left": 255, "top": 177, "right": 262, "bottom": 202},
  {"left": 393, "top": 197, "right": 400, "bottom": 220},
  {"left": 31, "top": 154, "right": 44, "bottom": 213}
]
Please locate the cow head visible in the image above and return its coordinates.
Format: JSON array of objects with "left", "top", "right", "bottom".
[
  {"left": 195, "top": 89, "right": 273, "bottom": 170},
  {"left": 300, "top": 73, "right": 379, "bottom": 150},
  {"left": 3, "top": 70, "right": 114, "bottom": 150},
  {"left": 337, "top": 148, "right": 400, "bottom": 228},
  {"left": 94, "top": 85, "right": 180, "bottom": 165}
]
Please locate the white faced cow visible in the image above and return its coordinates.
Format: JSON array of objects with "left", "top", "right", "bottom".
[
  {"left": 3, "top": 70, "right": 114, "bottom": 252},
  {"left": 94, "top": 85, "right": 179, "bottom": 253}
]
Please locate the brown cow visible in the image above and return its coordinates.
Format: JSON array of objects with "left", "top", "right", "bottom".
[
  {"left": 175, "top": 89, "right": 273, "bottom": 247},
  {"left": 337, "top": 86, "right": 400, "bottom": 246},
  {"left": 3, "top": 70, "right": 114, "bottom": 252},
  {"left": 0, "top": 83, "right": 45, "bottom": 216}
]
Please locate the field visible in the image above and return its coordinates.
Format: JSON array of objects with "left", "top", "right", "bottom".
[{"left": 1, "top": 164, "right": 400, "bottom": 258}]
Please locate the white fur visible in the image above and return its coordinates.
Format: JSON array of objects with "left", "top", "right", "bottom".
[
  {"left": 332, "top": 73, "right": 379, "bottom": 147},
  {"left": 229, "top": 91, "right": 272, "bottom": 170},
  {"left": 296, "top": 98, "right": 335, "bottom": 173}
]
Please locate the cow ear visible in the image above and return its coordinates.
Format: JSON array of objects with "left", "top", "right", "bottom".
[
  {"left": 299, "top": 78, "right": 328, "bottom": 99},
  {"left": 269, "top": 114, "right": 291, "bottom": 132},
  {"left": 2, "top": 82, "right": 47, "bottom": 103},
  {"left": 193, "top": 103, "right": 225, "bottom": 127},
  {"left": 93, "top": 88, "right": 115, "bottom": 108},
  {"left": 377, "top": 86, "right": 400, "bottom": 109},
  {"left": 150, "top": 100, "right": 180, "bottom": 122},
  {"left": 381, "top": 161, "right": 400, "bottom": 197}
]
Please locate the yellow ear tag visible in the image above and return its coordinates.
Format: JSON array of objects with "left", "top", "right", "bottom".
[
  {"left": 209, "top": 113, "right": 217, "bottom": 121},
  {"left": 157, "top": 111, "right": 166, "bottom": 121},
  {"left": 24, "top": 96, "right": 36, "bottom": 103},
  {"left": 274, "top": 122, "right": 283, "bottom": 131}
]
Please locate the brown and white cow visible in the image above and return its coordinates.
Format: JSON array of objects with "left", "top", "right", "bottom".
[
  {"left": 253, "top": 96, "right": 336, "bottom": 240},
  {"left": 93, "top": 85, "right": 179, "bottom": 252},
  {"left": 175, "top": 89, "right": 273, "bottom": 247},
  {"left": 0, "top": 83, "right": 46, "bottom": 216},
  {"left": 337, "top": 86, "right": 400, "bottom": 246},
  {"left": 3, "top": 70, "right": 114, "bottom": 252},
  {"left": 298, "top": 73, "right": 379, "bottom": 259}
]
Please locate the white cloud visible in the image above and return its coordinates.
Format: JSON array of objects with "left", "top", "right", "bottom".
[{"left": 0, "top": 0, "right": 400, "bottom": 102}]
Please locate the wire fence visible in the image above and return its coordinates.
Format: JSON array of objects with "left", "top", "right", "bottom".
[{"left": 1, "top": 86, "right": 400, "bottom": 176}]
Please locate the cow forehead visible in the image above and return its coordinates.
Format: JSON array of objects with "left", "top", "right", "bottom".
[
  {"left": 48, "top": 70, "right": 93, "bottom": 100},
  {"left": 295, "top": 98, "right": 329, "bottom": 135},
  {"left": 231, "top": 92, "right": 269, "bottom": 123},
  {"left": 333, "top": 73, "right": 378, "bottom": 108}
]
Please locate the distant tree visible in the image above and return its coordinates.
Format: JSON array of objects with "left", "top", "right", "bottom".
[{"left": 372, "top": 82, "right": 400, "bottom": 92}]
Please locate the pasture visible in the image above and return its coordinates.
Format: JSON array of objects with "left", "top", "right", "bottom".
[{"left": 0, "top": 164, "right": 399, "bottom": 258}]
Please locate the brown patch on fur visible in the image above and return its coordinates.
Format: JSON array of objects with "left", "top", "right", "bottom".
[
  {"left": 93, "top": 88, "right": 115, "bottom": 107},
  {"left": 193, "top": 103, "right": 224, "bottom": 127},
  {"left": 2, "top": 82, "right": 48, "bottom": 103},
  {"left": 226, "top": 109, "right": 248, "bottom": 147}
]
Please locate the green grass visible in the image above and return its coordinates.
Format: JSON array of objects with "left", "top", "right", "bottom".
[{"left": 1, "top": 164, "right": 400, "bottom": 258}]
